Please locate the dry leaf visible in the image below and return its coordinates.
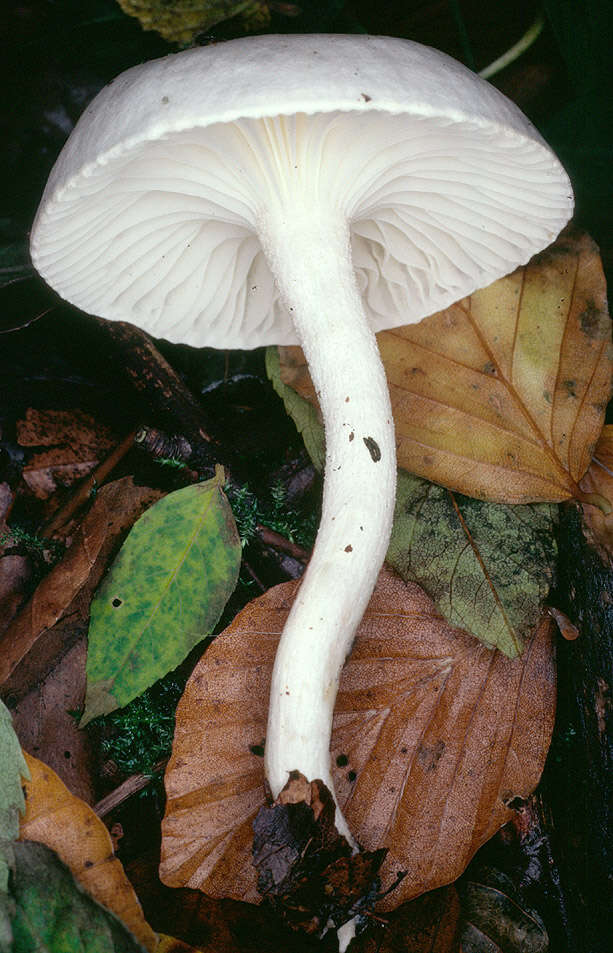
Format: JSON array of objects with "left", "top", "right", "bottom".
[
  {"left": 160, "top": 569, "right": 555, "bottom": 910},
  {"left": 19, "top": 752, "right": 157, "bottom": 951},
  {"left": 0, "top": 476, "right": 163, "bottom": 689},
  {"left": 18, "top": 408, "right": 116, "bottom": 500},
  {"left": 10, "top": 639, "right": 95, "bottom": 803},
  {"left": 16, "top": 409, "right": 115, "bottom": 449},
  {"left": 279, "top": 230, "right": 611, "bottom": 503},
  {"left": 578, "top": 425, "right": 613, "bottom": 563}
]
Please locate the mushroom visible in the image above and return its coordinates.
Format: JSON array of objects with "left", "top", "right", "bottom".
[{"left": 30, "top": 34, "right": 573, "bottom": 851}]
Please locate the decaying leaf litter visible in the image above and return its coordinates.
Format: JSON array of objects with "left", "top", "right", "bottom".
[
  {"left": 0, "top": 1, "right": 606, "bottom": 949},
  {"left": 1, "top": 223, "right": 610, "bottom": 951}
]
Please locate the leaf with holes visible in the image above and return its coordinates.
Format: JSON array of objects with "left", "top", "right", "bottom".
[
  {"left": 278, "top": 230, "right": 612, "bottom": 503},
  {"left": 81, "top": 467, "right": 241, "bottom": 725},
  {"left": 387, "top": 470, "right": 557, "bottom": 656},
  {"left": 160, "top": 569, "right": 555, "bottom": 911},
  {"left": 19, "top": 752, "right": 157, "bottom": 950}
]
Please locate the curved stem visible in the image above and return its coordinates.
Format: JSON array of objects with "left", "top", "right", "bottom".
[{"left": 259, "top": 204, "right": 396, "bottom": 844}]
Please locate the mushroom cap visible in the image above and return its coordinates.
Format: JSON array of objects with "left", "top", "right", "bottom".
[{"left": 31, "top": 34, "right": 573, "bottom": 348}]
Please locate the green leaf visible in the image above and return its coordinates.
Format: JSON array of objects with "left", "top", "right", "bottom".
[
  {"left": 460, "top": 868, "right": 548, "bottom": 952},
  {"left": 10, "top": 841, "right": 147, "bottom": 953},
  {"left": 387, "top": 471, "right": 558, "bottom": 657},
  {"left": 265, "top": 346, "right": 325, "bottom": 472},
  {"left": 81, "top": 466, "right": 241, "bottom": 724},
  {"left": 0, "top": 700, "right": 29, "bottom": 953}
]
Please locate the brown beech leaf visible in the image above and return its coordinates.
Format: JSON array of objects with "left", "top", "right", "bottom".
[
  {"left": 578, "top": 425, "right": 613, "bottom": 563},
  {"left": 10, "top": 638, "right": 95, "bottom": 803},
  {"left": 279, "top": 230, "right": 611, "bottom": 503},
  {"left": 19, "top": 751, "right": 158, "bottom": 950},
  {"left": 160, "top": 569, "right": 555, "bottom": 911},
  {"left": 0, "top": 476, "right": 163, "bottom": 689},
  {"left": 18, "top": 408, "right": 116, "bottom": 500}
]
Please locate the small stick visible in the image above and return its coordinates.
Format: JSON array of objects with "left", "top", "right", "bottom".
[
  {"left": 94, "top": 758, "right": 168, "bottom": 818},
  {"left": 41, "top": 429, "right": 138, "bottom": 538},
  {"left": 255, "top": 524, "right": 310, "bottom": 563}
]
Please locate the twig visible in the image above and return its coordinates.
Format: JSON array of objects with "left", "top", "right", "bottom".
[
  {"left": 94, "top": 758, "right": 168, "bottom": 818},
  {"left": 41, "top": 429, "right": 138, "bottom": 537},
  {"left": 255, "top": 524, "right": 310, "bottom": 563}
]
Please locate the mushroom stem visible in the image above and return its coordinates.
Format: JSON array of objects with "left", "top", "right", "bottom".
[{"left": 259, "top": 204, "right": 397, "bottom": 845}]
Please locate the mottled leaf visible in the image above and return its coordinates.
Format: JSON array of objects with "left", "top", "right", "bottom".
[
  {"left": 19, "top": 752, "right": 157, "bottom": 951},
  {"left": 387, "top": 471, "right": 557, "bottom": 657},
  {"left": 82, "top": 467, "right": 241, "bottom": 724},
  {"left": 279, "top": 230, "right": 612, "bottom": 503},
  {"left": 11, "top": 841, "right": 148, "bottom": 953},
  {"left": 459, "top": 868, "right": 548, "bottom": 953},
  {"left": 266, "top": 346, "right": 325, "bottom": 472},
  {"left": 0, "top": 701, "right": 29, "bottom": 953},
  {"left": 160, "top": 569, "right": 555, "bottom": 911}
]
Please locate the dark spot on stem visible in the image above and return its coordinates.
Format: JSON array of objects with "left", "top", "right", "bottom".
[
  {"left": 250, "top": 743, "right": 265, "bottom": 757},
  {"left": 363, "top": 436, "right": 381, "bottom": 462},
  {"left": 336, "top": 754, "right": 349, "bottom": 767},
  {"left": 348, "top": 770, "right": 357, "bottom": 782}
]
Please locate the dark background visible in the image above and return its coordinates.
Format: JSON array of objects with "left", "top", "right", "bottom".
[{"left": 2, "top": 3, "right": 612, "bottom": 951}]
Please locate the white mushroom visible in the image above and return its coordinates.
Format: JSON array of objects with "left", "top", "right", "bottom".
[{"left": 30, "top": 34, "right": 573, "bottom": 851}]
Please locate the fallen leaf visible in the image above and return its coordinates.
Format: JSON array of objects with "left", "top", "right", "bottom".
[
  {"left": 0, "top": 477, "right": 163, "bottom": 693},
  {"left": 279, "top": 230, "right": 612, "bottom": 503},
  {"left": 0, "top": 484, "right": 30, "bottom": 636},
  {"left": 160, "top": 569, "right": 555, "bottom": 911},
  {"left": 266, "top": 347, "right": 325, "bottom": 472},
  {"left": 387, "top": 471, "right": 557, "bottom": 656},
  {"left": 18, "top": 408, "right": 116, "bottom": 500},
  {"left": 578, "top": 425, "right": 613, "bottom": 563},
  {"left": 266, "top": 362, "right": 557, "bottom": 657},
  {"left": 11, "top": 841, "right": 148, "bottom": 953},
  {"left": 19, "top": 752, "right": 157, "bottom": 951},
  {"left": 82, "top": 467, "right": 241, "bottom": 725},
  {"left": 0, "top": 701, "right": 29, "bottom": 953},
  {"left": 17, "top": 408, "right": 115, "bottom": 450},
  {"left": 10, "top": 638, "right": 95, "bottom": 804},
  {"left": 459, "top": 867, "right": 548, "bottom": 953},
  {"left": 116, "top": 0, "right": 270, "bottom": 45}
]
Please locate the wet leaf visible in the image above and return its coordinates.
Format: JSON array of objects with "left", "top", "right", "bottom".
[
  {"left": 578, "top": 425, "right": 613, "bottom": 563},
  {"left": 0, "top": 701, "right": 29, "bottom": 953},
  {"left": 459, "top": 868, "right": 548, "bottom": 953},
  {"left": 387, "top": 471, "right": 557, "bottom": 656},
  {"left": 266, "top": 347, "right": 325, "bottom": 472},
  {"left": 160, "top": 569, "right": 555, "bottom": 911},
  {"left": 116, "top": 0, "right": 270, "bottom": 45},
  {"left": 82, "top": 467, "right": 241, "bottom": 724},
  {"left": 0, "top": 477, "right": 163, "bottom": 688},
  {"left": 19, "top": 752, "right": 157, "bottom": 951},
  {"left": 11, "top": 841, "right": 148, "bottom": 953},
  {"left": 279, "top": 230, "right": 612, "bottom": 503}
]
